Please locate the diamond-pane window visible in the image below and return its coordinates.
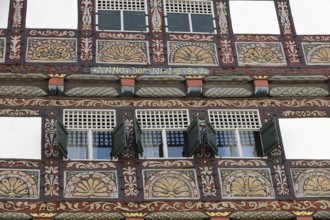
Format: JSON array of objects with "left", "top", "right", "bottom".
[
  {"left": 208, "top": 110, "right": 261, "bottom": 158},
  {"left": 136, "top": 109, "right": 189, "bottom": 158},
  {"left": 63, "top": 109, "right": 116, "bottom": 159},
  {"left": 165, "top": 0, "right": 215, "bottom": 33},
  {"left": 96, "top": 0, "right": 148, "bottom": 31}
]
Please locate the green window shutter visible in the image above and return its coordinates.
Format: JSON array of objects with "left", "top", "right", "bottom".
[
  {"left": 167, "top": 13, "right": 190, "bottom": 32},
  {"left": 191, "top": 14, "right": 214, "bottom": 33},
  {"left": 98, "top": 10, "right": 121, "bottom": 30},
  {"left": 123, "top": 11, "right": 146, "bottom": 31},
  {"left": 206, "top": 119, "right": 218, "bottom": 154},
  {"left": 134, "top": 118, "right": 143, "bottom": 156},
  {"left": 57, "top": 121, "right": 68, "bottom": 158},
  {"left": 112, "top": 118, "right": 127, "bottom": 159},
  {"left": 260, "top": 117, "right": 279, "bottom": 156},
  {"left": 186, "top": 119, "right": 201, "bottom": 157}
]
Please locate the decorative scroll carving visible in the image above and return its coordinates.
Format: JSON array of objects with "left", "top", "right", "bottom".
[
  {"left": 0, "top": 98, "right": 330, "bottom": 108},
  {"left": 0, "top": 160, "right": 38, "bottom": 168},
  {"left": 9, "top": 35, "right": 21, "bottom": 59},
  {"left": 44, "top": 119, "right": 59, "bottom": 158},
  {"left": 81, "top": 0, "right": 93, "bottom": 30},
  {"left": 150, "top": 0, "right": 163, "bottom": 32},
  {"left": 282, "top": 110, "right": 327, "bottom": 117},
  {"left": 235, "top": 35, "right": 280, "bottom": 42},
  {"left": 291, "top": 161, "right": 330, "bottom": 167},
  {"left": 66, "top": 162, "right": 116, "bottom": 169},
  {"left": 44, "top": 166, "right": 59, "bottom": 196},
  {"left": 81, "top": 37, "right": 93, "bottom": 61},
  {"left": 277, "top": 2, "right": 292, "bottom": 34},
  {"left": 123, "top": 166, "right": 138, "bottom": 197},
  {"left": 200, "top": 166, "right": 216, "bottom": 196},
  {"left": 301, "top": 36, "right": 330, "bottom": 42},
  {"left": 0, "top": 109, "right": 39, "bottom": 116},
  {"left": 99, "top": 33, "right": 145, "bottom": 40},
  {"left": 168, "top": 34, "right": 214, "bottom": 42},
  {"left": 29, "top": 30, "right": 75, "bottom": 37},
  {"left": 218, "top": 160, "right": 267, "bottom": 167},
  {"left": 285, "top": 40, "right": 300, "bottom": 64},
  {"left": 142, "top": 160, "right": 194, "bottom": 168},
  {"left": 0, "top": 38, "right": 4, "bottom": 62},
  {"left": 12, "top": 0, "right": 24, "bottom": 28},
  {"left": 220, "top": 39, "right": 234, "bottom": 64},
  {"left": 152, "top": 39, "right": 165, "bottom": 63},
  {"left": 216, "top": 2, "right": 228, "bottom": 34},
  {"left": 273, "top": 165, "right": 289, "bottom": 195}
]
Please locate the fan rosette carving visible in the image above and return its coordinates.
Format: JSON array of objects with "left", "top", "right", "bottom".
[
  {"left": 0, "top": 177, "right": 29, "bottom": 198},
  {"left": 304, "top": 175, "right": 330, "bottom": 196},
  {"left": 230, "top": 176, "right": 267, "bottom": 197}
]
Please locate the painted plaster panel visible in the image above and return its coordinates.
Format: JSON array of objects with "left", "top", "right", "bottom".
[
  {"left": 168, "top": 41, "right": 219, "bottom": 66},
  {"left": 143, "top": 169, "right": 200, "bottom": 199},
  {"left": 26, "top": 37, "right": 77, "bottom": 62},
  {"left": 64, "top": 171, "right": 118, "bottom": 198},
  {"left": 291, "top": 168, "right": 330, "bottom": 198},
  {"left": 0, "top": 37, "right": 5, "bottom": 62},
  {"left": 236, "top": 42, "right": 287, "bottom": 66},
  {"left": 219, "top": 168, "right": 275, "bottom": 199},
  {"left": 0, "top": 169, "right": 39, "bottom": 199},
  {"left": 96, "top": 40, "right": 149, "bottom": 65},
  {"left": 302, "top": 43, "right": 330, "bottom": 65}
]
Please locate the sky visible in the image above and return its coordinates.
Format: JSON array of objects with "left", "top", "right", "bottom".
[{"left": 1, "top": 0, "right": 330, "bottom": 34}]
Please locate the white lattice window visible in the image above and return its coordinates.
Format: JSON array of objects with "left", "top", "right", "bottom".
[
  {"left": 96, "top": 0, "right": 148, "bottom": 31},
  {"left": 136, "top": 109, "right": 190, "bottom": 158},
  {"left": 208, "top": 109, "right": 262, "bottom": 158},
  {"left": 63, "top": 109, "right": 116, "bottom": 160},
  {"left": 165, "top": 0, "right": 216, "bottom": 33}
]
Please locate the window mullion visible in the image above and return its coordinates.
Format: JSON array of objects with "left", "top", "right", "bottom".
[
  {"left": 121, "top": 10, "right": 124, "bottom": 31},
  {"left": 236, "top": 129, "right": 243, "bottom": 157},
  {"left": 162, "top": 129, "right": 168, "bottom": 158},
  {"left": 188, "top": 13, "right": 193, "bottom": 32},
  {"left": 88, "top": 129, "right": 93, "bottom": 159}
]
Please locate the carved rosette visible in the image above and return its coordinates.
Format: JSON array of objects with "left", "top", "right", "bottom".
[
  {"left": 302, "top": 43, "right": 330, "bottom": 65},
  {"left": 143, "top": 169, "right": 200, "bottom": 199},
  {"left": 219, "top": 169, "right": 275, "bottom": 199},
  {"left": 0, "top": 169, "right": 39, "bottom": 199},
  {"left": 292, "top": 168, "right": 330, "bottom": 197}
]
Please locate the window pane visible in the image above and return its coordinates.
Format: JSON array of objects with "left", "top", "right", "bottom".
[
  {"left": 68, "top": 131, "right": 88, "bottom": 159},
  {"left": 142, "top": 131, "right": 162, "bottom": 158},
  {"left": 26, "top": 0, "right": 78, "bottom": 29},
  {"left": 166, "top": 131, "right": 185, "bottom": 157},
  {"left": 290, "top": 0, "right": 330, "bottom": 34},
  {"left": 93, "top": 131, "right": 112, "bottom": 159},
  {"left": 0, "top": 0, "right": 10, "bottom": 28},
  {"left": 229, "top": 1, "right": 280, "bottom": 34},
  {"left": 124, "top": 11, "right": 146, "bottom": 31},
  {"left": 167, "top": 13, "right": 190, "bottom": 32},
  {"left": 0, "top": 117, "right": 42, "bottom": 159},
  {"left": 98, "top": 10, "right": 121, "bottom": 30},
  {"left": 239, "top": 131, "right": 257, "bottom": 157},
  {"left": 216, "top": 131, "right": 238, "bottom": 157},
  {"left": 191, "top": 14, "right": 214, "bottom": 33}
]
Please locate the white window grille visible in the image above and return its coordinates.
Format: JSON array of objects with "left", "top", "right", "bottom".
[
  {"left": 96, "top": 0, "right": 148, "bottom": 32},
  {"left": 208, "top": 109, "right": 261, "bottom": 158},
  {"left": 63, "top": 109, "right": 116, "bottom": 160},
  {"left": 165, "top": 0, "right": 216, "bottom": 33},
  {"left": 136, "top": 109, "right": 189, "bottom": 158}
]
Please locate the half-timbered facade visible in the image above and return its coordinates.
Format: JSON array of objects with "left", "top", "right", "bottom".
[{"left": 0, "top": 0, "right": 330, "bottom": 219}]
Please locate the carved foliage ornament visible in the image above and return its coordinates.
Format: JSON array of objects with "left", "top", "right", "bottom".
[{"left": 0, "top": 38, "right": 5, "bottom": 62}]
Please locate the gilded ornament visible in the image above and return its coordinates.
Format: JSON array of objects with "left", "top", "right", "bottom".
[
  {"left": 292, "top": 211, "right": 314, "bottom": 216},
  {"left": 122, "top": 212, "right": 147, "bottom": 217},
  {"left": 31, "top": 213, "right": 57, "bottom": 217},
  {"left": 206, "top": 212, "right": 231, "bottom": 217}
]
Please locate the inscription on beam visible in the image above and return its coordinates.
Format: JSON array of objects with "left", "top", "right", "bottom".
[{"left": 90, "top": 67, "right": 209, "bottom": 75}]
